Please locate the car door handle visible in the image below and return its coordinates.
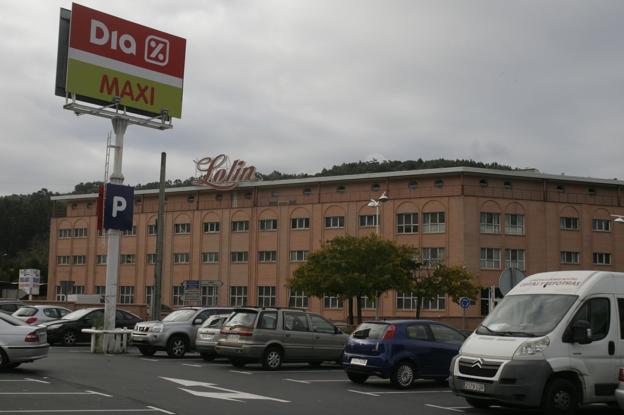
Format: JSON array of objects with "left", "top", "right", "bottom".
[
  {"left": 609, "top": 341, "right": 615, "bottom": 355},
  {"left": 285, "top": 333, "right": 291, "bottom": 337},
  {"left": 315, "top": 335, "right": 321, "bottom": 340}
]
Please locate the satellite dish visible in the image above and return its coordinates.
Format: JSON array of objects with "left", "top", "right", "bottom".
[{"left": 499, "top": 267, "right": 526, "bottom": 295}]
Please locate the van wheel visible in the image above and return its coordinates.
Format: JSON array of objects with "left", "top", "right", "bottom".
[
  {"left": 347, "top": 372, "right": 368, "bottom": 384},
  {"left": 262, "top": 346, "right": 283, "bottom": 370},
  {"left": 138, "top": 346, "right": 156, "bottom": 356},
  {"left": 465, "top": 397, "right": 492, "bottom": 408},
  {"left": 390, "top": 361, "right": 416, "bottom": 389},
  {"left": 542, "top": 378, "right": 578, "bottom": 415},
  {"left": 166, "top": 336, "right": 188, "bottom": 358}
]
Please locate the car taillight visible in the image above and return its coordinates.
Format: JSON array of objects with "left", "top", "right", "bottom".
[
  {"left": 238, "top": 330, "right": 254, "bottom": 337},
  {"left": 25, "top": 332, "right": 39, "bottom": 343},
  {"left": 619, "top": 368, "right": 624, "bottom": 383},
  {"left": 26, "top": 317, "right": 37, "bottom": 325},
  {"left": 383, "top": 324, "right": 396, "bottom": 340}
]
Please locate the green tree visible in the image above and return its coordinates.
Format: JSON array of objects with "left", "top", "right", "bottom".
[
  {"left": 412, "top": 264, "right": 480, "bottom": 318},
  {"left": 288, "top": 235, "right": 416, "bottom": 324}
]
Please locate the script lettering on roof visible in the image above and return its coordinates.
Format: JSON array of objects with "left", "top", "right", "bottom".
[{"left": 193, "top": 154, "right": 259, "bottom": 191}]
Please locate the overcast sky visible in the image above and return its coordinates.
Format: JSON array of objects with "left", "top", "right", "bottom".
[{"left": 1, "top": 1, "right": 623, "bottom": 196}]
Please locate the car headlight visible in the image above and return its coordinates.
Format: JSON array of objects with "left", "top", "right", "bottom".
[
  {"left": 46, "top": 324, "right": 63, "bottom": 330},
  {"left": 514, "top": 336, "right": 550, "bottom": 358},
  {"left": 149, "top": 324, "right": 163, "bottom": 333}
]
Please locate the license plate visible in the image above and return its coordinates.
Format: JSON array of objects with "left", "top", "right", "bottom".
[
  {"left": 226, "top": 334, "right": 239, "bottom": 341},
  {"left": 200, "top": 334, "right": 215, "bottom": 340},
  {"left": 463, "top": 381, "right": 485, "bottom": 392},
  {"left": 351, "top": 358, "right": 367, "bottom": 366}
]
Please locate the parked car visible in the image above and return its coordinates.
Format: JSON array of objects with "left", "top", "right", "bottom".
[
  {"left": 40, "top": 307, "right": 142, "bottom": 346},
  {"left": 0, "top": 312, "right": 48, "bottom": 369},
  {"left": 13, "top": 305, "right": 72, "bottom": 325},
  {"left": 131, "top": 307, "right": 234, "bottom": 358},
  {"left": 195, "top": 314, "right": 232, "bottom": 361},
  {"left": 0, "top": 300, "right": 25, "bottom": 315},
  {"left": 342, "top": 320, "right": 466, "bottom": 389},
  {"left": 215, "top": 307, "right": 348, "bottom": 370},
  {"left": 616, "top": 368, "right": 624, "bottom": 410}
]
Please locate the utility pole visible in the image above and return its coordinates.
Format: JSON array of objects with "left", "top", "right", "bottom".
[{"left": 152, "top": 152, "right": 166, "bottom": 321}]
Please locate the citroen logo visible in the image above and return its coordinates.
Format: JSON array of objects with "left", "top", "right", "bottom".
[{"left": 471, "top": 358, "right": 485, "bottom": 369}]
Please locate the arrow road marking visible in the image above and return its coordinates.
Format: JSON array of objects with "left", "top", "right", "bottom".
[{"left": 160, "top": 377, "right": 290, "bottom": 403}]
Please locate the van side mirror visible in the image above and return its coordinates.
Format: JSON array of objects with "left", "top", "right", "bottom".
[
  {"left": 570, "top": 320, "right": 592, "bottom": 344},
  {"left": 193, "top": 318, "right": 204, "bottom": 325}
]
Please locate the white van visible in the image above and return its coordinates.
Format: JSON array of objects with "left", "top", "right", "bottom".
[{"left": 450, "top": 270, "right": 624, "bottom": 414}]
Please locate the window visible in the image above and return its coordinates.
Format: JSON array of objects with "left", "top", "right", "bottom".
[
  {"left": 146, "top": 253, "right": 157, "bottom": 265},
  {"left": 567, "top": 298, "right": 610, "bottom": 341},
  {"left": 72, "top": 255, "right": 86, "bottom": 265},
  {"left": 291, "top": 218, "right": 310, "bottom": 229},
  {"left": 203, "top": 222, "right": 220, "bottom": 233},
  {"left": 592, "top": 219, "right": 611, "bottom": 232},
  {"left": 173, "top": 253, "right": 190, "bottom": 264},
  {"left": 371, "top": 183, "right": 381, "bottom": 192},
  {"left": 422, "top": 295, "right": 445, "bottom": 311},
  {"left": 283, "top": 312, "right": 309, "bottom": 331},
  {"left": 202, "top": 252, "right": 219, "bottom": 263},
  {"left": 174, "top": 223, "right": 191, "bottom": 234},
  {"left": 406, "top": 324, "right": 429, "bottom": 340},
  {"left": 73, "top": 228, "right": 88, "bottom": 238},
  {"left": 359, "top": 215, "right": 377, "bottom": 227},
  {"left": 258, "top": 251, "right": 277, "bottom": 262},
  {"left": 258, "top": 311, "right": 278, "bottom": 329},
  {"left": 408, "top": 180, "right": 418, "bottom": 189},
  {"left": 325, "top": 216, "right": 345, "bottom": 229},
  {"left": 119, "top": 286, "right": 134, "bottom": 304},
  {"left": 505, "top": 214, "right": 525, "bottom": 235},
  {"left": 480, "top": 212, "right": 500, "bottom": 233},
  {"left": 145, "top": 286, "right": 153, "bottom": 307},
  {"left": 430, "top": 324, "right": 465, "bottom": 345},
  {"left": 172, "top": 286, "right": 184, "bottom": 306},
  {"left": 57, "top": 256, "right": 70, "bottom": 265},
  {"left": 336, "top": 185, "right": 346, "bottom": 193},
  {"left": 230, "top": 286, "right": 247, "bottom": 306},
  {"left": 257, "top": 286, "right": 276, "bottom": 307},
  {"left": 421, "top": 248, "right": 445, "bottom": 267},
  {"left": 323, "top": 296, "right": 343, "bottom": 309},
  {"left": 480, "top": 287, "right": 503, "bottom": 316},
  {"left": 396, "top": 292, "right": 418, "bottom": 310},
  {"left": 560, "top": 217, "right": 579, "bottom": 230},
  {"left": 259, "top": 219, "right": 278, "bottom": 230},
  {"left": 504, "top": 181, "right": 512, "bottom": 190},
  {"left": 289, "top": 290, "right": 308, "bottom": 308},
  {"left": 561, "top": 251, "right": 580, "bottom": 264},
  {"left": 310, "top": 314, "right": 336, "bottom": 334},
  {"left": 147, "top": 223, "right": 157, "bottom": 235},
  {"left": 120, "top": 254, "right": 136, "bottom": 265},
  {"left": 397, "top": 213, "right": 418, "bottom": 234},
  {"left": 95, "top": 286, "right": 106, "bottom": 296},
  {"left": 289, "top": 250, "right": 309, "bottom": 262},
  {"left": 201, "top": 285, "right": 218, "bottom": 306},
  {"left": 303, "top": 188, "right": 312, "bottom": 196},
  {"left": 423, "top": 212, "right": 445, "bottom": 233},
  {"left": 231, "top": 251, "right": 248, "bottom": 263},
  {"left": 96, "top": 255, "right": 107, "bottom": 265},
  {"left": 97, "top": 229, "right": 105, "bottom": 237},
  {"left": 480, "top": 248, "right": 501, "bottom": 269},
  {"left": 58, "top": 229, "right": 72, "bottom": 239},
  {"left": 231, "top": 220, "right": 249, "bottom": 232},
  {"left": 505, "top": 249, "right": 525, "bottom": 270},
  {"left": 72, "top": 285, "right": 85, "bottom": 295},
  {"left": 593, "top": 252, "right": 612, "bottom": 266},
  {"left": 360, "top": 296, "right": 376, "bottom": 309},
  {"left": 121, "top": 226, "right": 137, "bottom": 236},
  {"left": 434, "top": 179, "right": 444, "bottom": 188}
]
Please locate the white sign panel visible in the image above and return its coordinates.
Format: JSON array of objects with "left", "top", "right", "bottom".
[{"left": 19, "top": 269, "right": 41, "bottom": 295}]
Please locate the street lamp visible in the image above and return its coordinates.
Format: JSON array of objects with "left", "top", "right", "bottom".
[
  {"left": 612, "top": 214, "right": 624, "bottom": 224},
  {"left": 367, "top": 191, "right": 389, "bottom": 319}
]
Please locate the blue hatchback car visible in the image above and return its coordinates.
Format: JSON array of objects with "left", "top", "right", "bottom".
[{"left": 342, "top": 320, "right": 467, "bottom": 389}]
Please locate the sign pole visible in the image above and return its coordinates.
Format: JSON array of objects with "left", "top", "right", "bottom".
[
  {"left": 103, "top": 117, "right": 128, "bottom": 350},
  {"left": 152, "top": 152, "right": 166, "bottom": 320}
]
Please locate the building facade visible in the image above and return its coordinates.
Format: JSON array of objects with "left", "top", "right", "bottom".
[{"left": 47, "top": 167, "right": 624, "bottom": 325}]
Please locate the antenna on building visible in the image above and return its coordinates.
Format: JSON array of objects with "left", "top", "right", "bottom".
[{"left": 104, "top": 131, "right": 112, "bottom": 183}]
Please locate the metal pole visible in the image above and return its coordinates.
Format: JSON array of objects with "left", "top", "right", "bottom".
[
  {"left": 374, "top": 202, "right": 380, "bottom": 320},
  {"left": 152, "top": 152, "right": 166, "bottom": 321},
  {"left": 103, "top": 117, "right": 128, "bottom": 349}
]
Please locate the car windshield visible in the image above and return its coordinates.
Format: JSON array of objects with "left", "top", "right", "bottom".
[
  {"left": 477, "top": 294, "right": 577, "bottom": 337},
  {"left": 224, "top": 311, "right": 257, "bottom": 328},
  {"left": 62, "top": 308, "right": 95, "bottom": 320},
  {"left": 14, "top": 307, "right": 37, "bottom": 317},
  {"left": 162, "top": 309, "right": 197, "bottom": 322},
  {"left": 351, "top": 322, "right": 389, "bottom": 340}
]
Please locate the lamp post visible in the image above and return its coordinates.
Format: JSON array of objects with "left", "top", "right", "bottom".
[
  {"left": 367, "top": 192, "right": 389, "bottom": 319},
  {"left": 612, "top": 214, "right": 624, "bottom": 224}
]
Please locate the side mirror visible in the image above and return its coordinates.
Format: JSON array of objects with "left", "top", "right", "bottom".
[
  {"left": 571, "top": 320, "right": 592, "bottom": 344},
  {"left": 334, "top": 326, "right": 342, "bottom": 335},
  {"left": 193, "top": 318, "right": 204, "bottom": 325}
]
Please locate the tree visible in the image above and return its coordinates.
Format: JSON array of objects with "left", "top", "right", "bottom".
[
  {"left": 288, "top": 235, "right": 416, "bottom": 324},
  {"left": 412, "top": 264, "right": 480, "bottom": 318}
]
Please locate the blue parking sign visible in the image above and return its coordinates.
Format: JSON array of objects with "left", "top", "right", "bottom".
[{"left": 103, "top": 183, "right": 134, "bottom": 231}]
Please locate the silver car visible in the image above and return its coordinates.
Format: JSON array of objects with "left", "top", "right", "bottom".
[
  {"left": 13, "top": 305, "right": 72, "bottom": 325},
  {"left": 215, "top": 307, "right": 348, "bottom": 370},
  {"left": 195, "top": 314, "right": 231, "bottom": 361},
  {"left": 0, "top": 312, "right": 48, "bottom": 369}
]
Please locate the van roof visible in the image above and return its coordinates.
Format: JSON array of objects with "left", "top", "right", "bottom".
[{"left": 508, "top": 270, "right": 622, "bottom": 296}]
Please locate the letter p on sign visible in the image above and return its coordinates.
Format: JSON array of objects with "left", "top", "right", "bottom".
[{"left": 103, "top": 183, "right": 134, "bottom": 231}]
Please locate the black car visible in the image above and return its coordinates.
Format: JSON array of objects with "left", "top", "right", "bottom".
[{"left": 41, "top": 307, "right": 142, "bottom": 346}]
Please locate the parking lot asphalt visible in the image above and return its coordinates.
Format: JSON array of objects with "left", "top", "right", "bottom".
[{"left": 0, "top": 347, "right": 621, "bottom": 415}]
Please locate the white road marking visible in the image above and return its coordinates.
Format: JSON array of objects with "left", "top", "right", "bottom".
[
  {"left": 347, "top": 389, "right": 451, "bottom": 396},
  {"left": 160, "top": 376, "right": 290, "bottom": 403},
  {"left": 140, "top": 358, "right": 160, "bottom": 362},
  {"left": 146, "top": 406, "right": 176, "bottom": 414},
  {"left": 0, "top": 390, "right": 110, "bottom": 396},
  {"left": 181, "top": 364, "right": 202, "bottom": 368},
  {"left": 0, "top": 410, "right": 171, "bottom": 413},
  {"left": 0, "top": 378, "right": 49, "bottom": 384},
  {"left": 24, "top": 378, "right": 51, "bottom": 384},
  {"left": 348, "top": 389, "right": 381, "bottom": 397},
  {"left": 229, "top": 370, "right": 253, "bottom": 375},
  {"left": 85, "top": 390, "right": 113, "bottom": 397},
  {"left": 284, "top": 379, "right": 349, "bottom": 384},
  {"left": 425, "top": 404, "right": 466, "bottom": 412},
  {"left": 284, "top": 379, "right": 310, "bottom": 384}
]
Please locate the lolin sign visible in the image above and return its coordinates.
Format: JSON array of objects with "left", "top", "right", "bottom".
[
  {"left": 58, "top": 3, "right": 186, "bottom": 118},
  {"left": 193, "top": 154, "right": 260, "bottom": 191}
]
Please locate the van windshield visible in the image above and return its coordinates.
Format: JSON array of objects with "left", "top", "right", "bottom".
[{"left": 477, "top": 294, "right": 577, "bottom": 337}]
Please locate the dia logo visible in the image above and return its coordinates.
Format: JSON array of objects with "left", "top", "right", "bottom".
[{"left": 145, "top": 35, "right": 169, "bottom": 66}]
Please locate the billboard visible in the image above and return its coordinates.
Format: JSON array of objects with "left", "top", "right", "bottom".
[
  {"left": 19, "top": 269, "right": 41, "bottom": 296},
  {"left": 56, "top": 3, "right": 186, "bottom": 118}
]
